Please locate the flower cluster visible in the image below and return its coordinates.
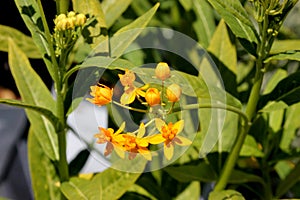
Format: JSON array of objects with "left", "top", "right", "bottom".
[
  {"left": 53, "top": 11, "right": 87, "bottom": 56},
  {"left": 87, "top": 62, "right": 190, "bottom": 160}
]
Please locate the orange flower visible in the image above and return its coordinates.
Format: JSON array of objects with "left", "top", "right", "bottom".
[
  {"left": 166, "top": 84, "right": 182, "bottom": 102},
  {"left": 155, "top": 62, "right": 171, "bottom": 81},
  {"left": 94, "top": 122, "right": 125, "bottom": 157},
  {"left": 86, "top": 84, "right": 113, "bottom": 106},
  {"left": 121, "top": 123, "right": 152, "bottom": 160},
  {"left": 148, "top": 119, "right": 192, "bottom": 160},
  {"left": 145, "top": 88, "right": 161, "bottom": 106},
  {"left": 118, "top": 69, "right": 136, "bottom": 87}
]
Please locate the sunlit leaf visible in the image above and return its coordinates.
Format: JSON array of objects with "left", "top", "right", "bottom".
[
  {"left": 265, "top": 51, "right": 300, "bottom": 63},
  {"left": 270, "top": 40, "right": 300, "bottom": 54},
  {"left": 175, "top": 181, "right": 200, "bottom": 200},
  {"left": 8, "top": 39, "right": 58, "bottom": 160},
  {"left": 209, "top": 190, "right": 245, "bottom": 200}
]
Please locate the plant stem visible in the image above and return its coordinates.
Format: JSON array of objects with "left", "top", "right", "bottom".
[
  {"left": 56, "top": 0, "right": 70, "bottom": 14},
  {"left": 213, "top": 13, "right": 269, "bottom": 192},
  {"left": 112, "top": 100, "right": 148, "bottom": 113}
]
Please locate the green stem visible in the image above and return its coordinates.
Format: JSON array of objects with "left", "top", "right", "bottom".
[
  {"left": 213, "top": 13, "right": 270, "bottom": 192},
  {"left": 112, "top": 101, "right": 148, "bottom": 113},
  {"left": 56, "top": 0, "right": 70, "bottom": 14}
]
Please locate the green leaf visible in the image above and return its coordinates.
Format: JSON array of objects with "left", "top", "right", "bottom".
[
  {"left": 259, "top": 101, "right": 288, "bottom": 113},
  {"left": 208, "top": 19, "right": 238, "bottom": 97},
  {"left": 0, "top": 25, "right": 41, "bottom": 58},
  {"left": 14, "top": 0, "right": 55, "bottom": 79},
  {"left": 0, "top": 99, "right": 60, "bottom": 130},
  {"left": 72, "top": 0, "right": 107, "bottom": 47},
  {"left": 240, "top": 135, "right": 264, "bottom": 157},
  {"left": 192, "top": 0, "right": 216, "bottom": 48},
  {"left": 258, "top": 71, "right": 300, "bottom": 109},
  {"left": 8, "top": 39, "right": 58, "bottom": 160},
  {"left": 101, "top": 0, "right": 132, "bottom": 28},
  {"left": 270, "top": 40, "right": 300, "bottom": 54},
  {"left": 265, "top": 51, "right": 300, "bottom": 63},
  {"left": 179, "top": 0, "right": 193, "bottom": 11},
  {"left": 127, "top": 184, "right": 157, "bottom": 200},
  {"left": 109, "top": 3, "right": 160, "bottom": 58},
  {"left": 209, "top": 190, "right": 245, "bottom": 200},
  {"left": 207, "top": 0, "right": 258, "bottom": 50},
  {"left": 175, "top": 182, "right": 200, "bottom": 200},
  {"left": 262, "top": 69, "right": 287, "bottom": 95},
  {"left": 61, "top": 159, "right": 146, "bottom": 199},
  {"left": 228, "top": 170, "right": 265, "bottom": 185},
  {"left": 28, "top": 128, "right": 61, "bottom": 199},
  {"left": 164, "top": 163, "right": 218, "bottom": 182}
]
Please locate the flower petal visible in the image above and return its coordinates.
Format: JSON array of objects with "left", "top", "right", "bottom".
[
  {"left": 120, "top": 90, "right": 136, "bottom": 105},
  {"left": 164, "top": 143, "right": 174, "bottom": 160},
  {"left": 175, "top": 136, "right": 192, "bottom": 146},
  {"left": 104, "top": 143, "right": 114, "bottom": 156},
  {"left": 115, "top": 122, "right": 125, "bottom": 135},
  {"left": 114, "top": 145, "right": 125, "bottom": 158},
  {"left": 147, "top": 134, "right": 165, "bottom": 144},
  {"left": 173, "top": 120, "right": 184, "bottom": 135},
  {"left": 155, "top": 118, "right": 166, "bottom": 132},
  {"left": 137, "top": 123, "right": 146, "bottom": 138},
  {"left": 138, "top": 149, "right": 152, "bottom": 161}
]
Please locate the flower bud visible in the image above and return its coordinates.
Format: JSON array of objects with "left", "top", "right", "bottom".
[
  {"left": 145, "top": 88, "right": 161, "bottom": 106},
  {"left": 54, "top": 14, "right": 66, "bottom": 25},
  {"left": 86, "top": 84, "right": 113, "bottom": 106},
  {"left": 155, "top": 62, "right": 170, "bottom": 81},
  {"left": 75, "top": 13, "right": 87, "bottom": 26},
  {"left": 67, "top": 11, "right": 76, "bottom": 18},
  {"left": 166, "top": 84, "right": 182, "bottom": 102}
]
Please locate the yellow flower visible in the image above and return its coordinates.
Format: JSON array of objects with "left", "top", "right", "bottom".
[
  {"left": 155, "top": 62, "right": 171, "bottom": 81},
  {"left": 166, "top": 83, "right": 182, "bottom": 102},
  {"left": 94, "top": 123, "right": 125, "bottom": 157},
  {"left": 145, "top": 88, "right": 161, "bottom": 106},
  {"left": 148, "top": 118, "right": 192, "bottom": 160},
  {"left": 86, "top": 84, "right": 113, "bottom": 106},
  {"left": 118, "top": 69, "right": 136, "bottom": 87},
  {"left": 121, "top": 123, "right": 152, "bottom": 160},
  {"left": 120, "top": 84, "right": 148, "bottom": 105},
  {"left": 75, "top": 13, "right": 86, "bottom": 26}
]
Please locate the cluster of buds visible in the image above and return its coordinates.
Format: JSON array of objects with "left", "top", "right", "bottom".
[
  {"left": 86, "top": 62, "right": 190, "bottom": 160},
  {"left": 53, "top": 11, "right": 87, "bottom": 56},
  {"left": 54, "top": 11, "right": 86, "bottom": 31}
]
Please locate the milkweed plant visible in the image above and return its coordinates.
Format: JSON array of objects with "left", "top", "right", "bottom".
[{"left": 1, "top": 0, "right": 300, "bottom": 199}]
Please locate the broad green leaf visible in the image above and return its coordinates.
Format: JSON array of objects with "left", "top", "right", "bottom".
[
  {"left": 179, "top": 0, "right": 193, "bottom": 11},
  {"left": 61, "top": 159, "right": 146, "bottom": 199},
  {"left": 208, "top": 19, "right": 238, "bottom": 97},
  {"left": 0, "top": 99, "right": 60, "bottom": 129},
  {"left": 259, "top": 101, "right": 288, "bottom": 113},
  {"left": 209, "top": 190, "right": 245, "bottom": 200},
  {"left": 262, "top": 69, "right": 287, "bottom": 95},
  {"left": 281, "top": 102, "right": 300, "bottom": 151},
  {"left": 101, "top": 0, "right": 132, "bottom": 28},
  {"left": 240, "top": 135, "right": 264, "bottom": 157},
  {"left": 207, "top": 0, "right": 258, "bottom": 53},
  {"left": 270, "top": 40, "right": 300, "bottom": 54},
  {"left": 28, "top": 128, "right": 61, "bottom": 199},
  {"left": 175, "top": 182, "right": 200, "bottom": 200},
  {"left": 109, "top": 3, "right": 160, "bottom": 58},
  {"left": 0, "top": 25, "right": 41, "bottom": 58},
  {"left": 8, "top": 39, "right": 58, "bottom": 160},
  {"left": 127, "top": 184, "right": 157, "bottom": 200},
  {"left": 72, "top": 0, "right": 107, "bottom": 48},
  {"left": 258, "top": 71, "right": 300, "bottom": 109},
  {"left": 192, "top": 0, "right": 215, "bottom": 48},
  {"left": 14, "top": 0, "right": 55, "bottom": 79},
  {"left": 275, "top": 160, "right": 294, "bottom": 180},
  {"left": 229, "top": 170, "right": 265, "bottom": 185},
  {"left": 164, "top": 163, "right": 218, "bottom": 182},
  {"left": 265, "top": 51, "right": 300, "bottom": 63}
]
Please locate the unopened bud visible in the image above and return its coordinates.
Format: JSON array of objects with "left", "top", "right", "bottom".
[
  {"left": 155, "top": 62, "right": 171, "bottom": 81},
  {"left": 166, "top": 84, "right": 181, "bottom": 102}
]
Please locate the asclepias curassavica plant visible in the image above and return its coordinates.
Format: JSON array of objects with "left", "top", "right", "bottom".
[{"left": 1, "top": 0, "right": 300, "bottom": 199}]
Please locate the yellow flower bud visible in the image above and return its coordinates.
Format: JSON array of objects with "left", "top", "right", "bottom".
[
  {"left": 67, "top": 11, "right": 76, "bottom": 18},
  {"left": 145, "top": 88, "right": 161, "bottom": 106},
  {"left": 75, "top": 13, "right": 87, "bottom": 26},
  {"left": 86, "top": 84, "right": 113, "bottom": 106},
  {"left": 166, "top": 84, "right": 181, "bottom": 102},
  {"left": 54, "top": 14, "right": 66, "bottom": 25},
  {"left": 155, "top": 62, "right": 170, "bottom": 81}
]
